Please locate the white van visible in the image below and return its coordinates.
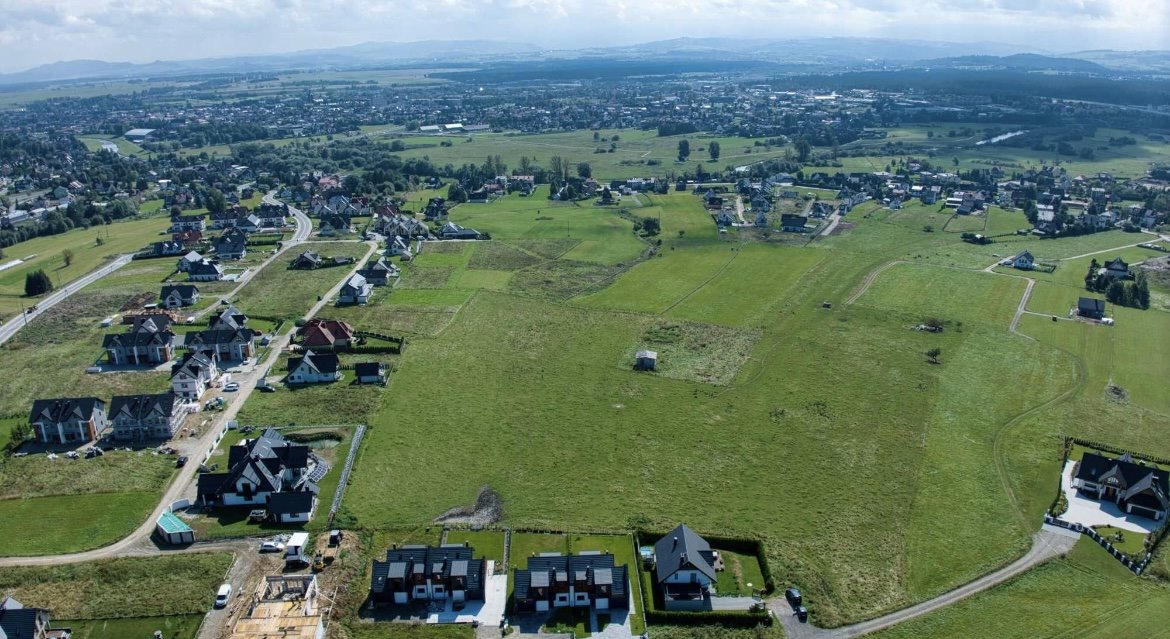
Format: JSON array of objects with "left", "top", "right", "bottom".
[{"left": 214, "top": 583, "right": 232, "bottom": 608}]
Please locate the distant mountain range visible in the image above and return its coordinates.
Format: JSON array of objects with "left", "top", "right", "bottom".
[{"left": 0, "top": 37, "right": 1166, "bottom": 87}]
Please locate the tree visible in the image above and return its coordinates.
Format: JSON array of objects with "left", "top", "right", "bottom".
[
  {"left": 576, "top": 162, "right": 592, "bottom": 179},
  {"left": 641, "top": 217, "right": 661, "bottom": 236},
  {"left": 62, "top": 249, "right": 74, "bottom": 267},
  {"left": 708, "top": 141, "right": 721, "bottom": 162},
  {"left": 24, "top": 269, "right": 53, "bottom": 297},
  {"left": 1135, "top": 270, "right": 1151, "bottom": 309},
  {"left": 677, "top": 140, "right": 691, "bottom": 162},
  {"left": 447, "top": 183, "right": 468, "bottom": 204},
  {"left": 794, "top": 137, "right": 812, "bottom": 162},
  {"left": 925, "top": 347, "right": 942, "bottom": 364},
  {"left": 204, "top": 188, "right": 227, "bottom": 215},
  {"left": 95, "top": 235, "right": 105, "bottom": 247}
]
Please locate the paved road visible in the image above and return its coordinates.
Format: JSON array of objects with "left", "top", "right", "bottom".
[
  {"left": 771, "top": 528, "right": 1079, "bottom": 639},
  {"left": 192, "top": 193, "right": 311, "bottom": 321},
  {"left": 0, "top": 253, "right": 133, "bottom": 346},
  {"left": 0, "top": 217, "right": 382, "bottom": 570}
]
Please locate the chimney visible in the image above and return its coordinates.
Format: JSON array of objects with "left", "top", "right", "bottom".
[{"left": 672, "top": 536, "right": 678, "bottom": 549}]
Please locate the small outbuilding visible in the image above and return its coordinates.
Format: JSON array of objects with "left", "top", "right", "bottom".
[
  {"left": 354, "top": 362, "right": 387, "bottom": 384},
  {"left": 1077, "top": 297, "right": 1106, "bottom": 320},
  {"left": 155, "top": 511, "right": 195, "bottom": 545},
  {"left": 634, "top": 350, "right": 657, "bottom": 371}
]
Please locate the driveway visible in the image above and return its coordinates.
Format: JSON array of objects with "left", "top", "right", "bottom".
[
  {"left": 1059, "top": 459, "right": 1161, "bottom": 533},
  {"left": 427, "top": 561, "right": 507, "bottom": 625}
]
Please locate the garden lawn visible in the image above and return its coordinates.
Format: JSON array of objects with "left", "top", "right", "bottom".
[
  {"left": 445, "top": 530, "right": 506, "bottom": 564},
  {"left": 508, "top": 532, "right": 568, "bottom": 569},
  {"left": 712, "top": 548, "right": 767, "bottom": 597},
  {"left": 235, "top": 355, "right": 389, "bottom": 426},
  {"left": 0, "top": 553, "right": 233, "bottom": 617}
]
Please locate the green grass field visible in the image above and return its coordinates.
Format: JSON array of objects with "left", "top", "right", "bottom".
[
  {"left": 869, "top": 543, "right": 1170, "bottom": 639},
  {"left": 0, "top": 553, "right": 232, "bottom": 617},
  {"left": 0, "top": 216, "right": 170, "bottom": 318},
  {"left": 329, "top": 172, "right": 1170, "bottom": 630},
  {"left": 0, "top": 491, "right": 176, "bottom": 556},
  {"left": 374, "top": 129, "right": 792, "bottom": 181},
  {"left": 60, "top": 615, "right": 203, "bottom": 639},
  {"left": 233, "top": 241, "right": 373, "bottom": 318}
]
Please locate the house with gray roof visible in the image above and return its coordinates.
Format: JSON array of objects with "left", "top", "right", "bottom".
[
  {"left": 653, "top": 523, "right": 721, "bottom": 610},
  {"left": 286, "top": 350, "right": 341, "bottom": 385},
  {"left": 0, "top": 595, "right": 59, "bottom": 639},
  {"left": 187, "top": 260, "right": 224, "bottom": 282},
  {"left": 357, "top": 257, "right": 399, "bottom": 286},
  {"left": 213, "top": 228, "right": 248, "bottom": 260},
  {"left": 337, "top": 273, "right": 372, "bottom": 305},
  {"left": 1073, "top": 452, "right": 1169, "bottom": 521},
  {"left": 513, "top": 552, "right": 628, "bottom": 613},
  {"left": 160, "top": 284, "right": 200, "bottom": 308},
  {"left": 195, "top": 428, "right": 321, "bottom": 523},
  {"left": 171, "top": 350, "right": 219, "bottom": 400},
  {"left": 102, "top": 317, "right": 175, "bottom": 366},
  {"left": 28, "top": 397, "right": 108, "bottom": 445},
  {"left": 177, "top": 251, "right": 204, "bottom": 272},
  {"left": 370, "top": 544, "right": 487, "bottom": 605},
  {"left": 182, "top": 327, "right": 256, "bottom": 362},
  {"left": 108, "top": 391, "right": 184, "bottom": 442},
  {"left": 208, "top": 305, "right": 248, "bottom": 330}
]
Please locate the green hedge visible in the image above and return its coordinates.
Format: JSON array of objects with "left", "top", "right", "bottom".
[
  {"left": 636, "top": 529, "right": 775, "bottom": 595},
  {"left": 635, "top": 538, "right": 772, "bottom": 628}
]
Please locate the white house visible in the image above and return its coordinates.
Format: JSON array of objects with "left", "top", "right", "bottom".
[
  {"left": 286, "top": 350, "right": 342, "bottom": 385},
  {"left": 160, "top": 284, "right": 200, "bottom": 308},
  {"left": 337, "top": 273, "right": 372, "bottom": 305},
  {"left": 1012, "top": 250, "right": 1035, "bottom": 270},
  {"left": 170, "top": 350, "right": 219, "bottom": 400},
  {"left": 195, "top": 428, "right": 321, "bottom": 523}
]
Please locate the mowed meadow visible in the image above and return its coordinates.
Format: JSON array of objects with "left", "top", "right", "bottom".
[{"left": 329, "top": 188, "right": 1170, "bottom": 628}]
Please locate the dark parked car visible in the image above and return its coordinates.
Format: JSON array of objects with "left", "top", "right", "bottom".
[
  {"left": 785, "top": 587, "right": 802, "bottom": 607},
  {"left": 795, "top": 606, "right": 808, "bottom": 622},
  {"left": 176, "top": 455, "right": 189, "bottom": 467}
]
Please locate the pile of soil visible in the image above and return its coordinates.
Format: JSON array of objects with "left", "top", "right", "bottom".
[{"left": 434, "top": 485, "right": 502, "bottom": 525}]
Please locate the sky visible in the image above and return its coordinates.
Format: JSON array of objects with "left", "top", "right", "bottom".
[{"left": 0, "top": 0, "right": 1167, "bottom": 73}]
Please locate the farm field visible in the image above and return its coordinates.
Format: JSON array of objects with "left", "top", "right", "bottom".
[
  {"left": 331, "top": 174, "right": 1170, "bottom": 631},
  {"left": 374, "top": 129, "right": 792, "bottom": 181},
  {"left": 0, "top": 215, "right": 170, "bottom": 318}
]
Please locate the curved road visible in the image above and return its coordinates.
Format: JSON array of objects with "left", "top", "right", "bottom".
[{"left": 772, "top": 527, "right": 1079, "bottom": 639}]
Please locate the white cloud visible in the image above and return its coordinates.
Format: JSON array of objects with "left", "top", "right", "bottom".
[{"left": 0, "top": 0, "right": 1165, "bottom": 72}]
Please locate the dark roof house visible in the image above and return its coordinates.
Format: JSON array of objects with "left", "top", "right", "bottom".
[{"left": 1073, "top": 452, "right": 1169, "bottom": 520}]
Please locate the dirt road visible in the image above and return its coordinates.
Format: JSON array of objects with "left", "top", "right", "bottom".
[{"left": 771, "top": 528, "right": 1079, "bottom": 639}]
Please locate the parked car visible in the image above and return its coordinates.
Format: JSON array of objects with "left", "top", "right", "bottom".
[
  {"left": 795, "top": 605, "right": 808, "bottom": 622},
  {"left": 785, "top": 587, "right": 802, "bottom": 607},
  {"left": 223, "top": 382, "right": 240, "bottom": 392},
  {"left": 214, "top": 583, "right": 232, "bottom": 608},
  {"left": 248, "top": 509, "right": 267, "bottom": 522},
  {"left": 259, "top": 541, "right": 285, "bottom": 553},
  {"left": 258, "top": 385, "right": 276, "bottom": 393},
  {"left": 176, "top": 456, "right": 189, "bottom": 468}
]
